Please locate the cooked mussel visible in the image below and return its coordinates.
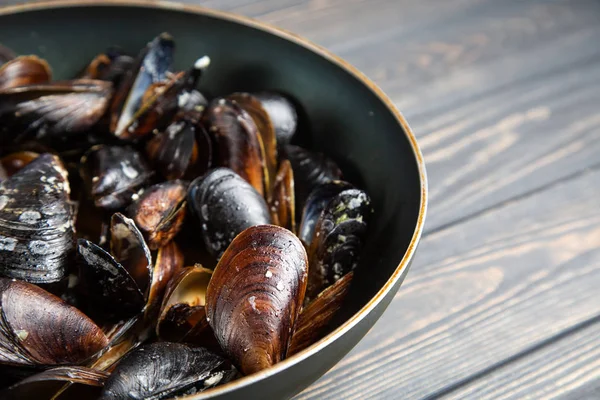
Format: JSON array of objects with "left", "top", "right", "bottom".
[
  {"left": 284, "top": 144, "right": 343, "bottom": 212},
  {"left": 80, "top": 145, "right": 152, "bottom": 210},
  {"left": 268, "top": 159, "right": 296, "bottom": 233},
  {"left": 188, "top": 168, "right": 271, "bottom": 259},
  {"left": 80, "top": 52, "right": 135, "bottom": 89},
  {"left": 0, "top": 153, "right": 74, "bottom": 283},
  {"left": 0, "top": 277, "right": 108, "bottom": 367},
  {"left": 127, "top": 180, "right": 187, "bottom": 250},
  {"left": 306, "top": 188, "right": 371, "bottom": 301},
  {"left": 0, "top": 151, "right": 39, "bottom": 181},
  {"left": 0, "top": 56, "right": 51, "bottom": 91},
  {"left": 156, "top": 265, "right": 212, "bottom": 342},
  {"left": 206, "top": 225, "right": 308, "bottom": 375},
  {"left": 109, "top": 33, "right": 174, "bottom": 139},
  {"left": 201, "top": 99, "right": 267, "bottom": 195},
  {"left": 254, "top": 91, "right": 298, "bottom": 146},
  {"left": 145, "top": 241, "right": 184, "bottom": 322},
  {"left": 99, "top": 342, "right": 236, "bottom": 400},
  {"left": 0, "top": 44, "right": 15, "bottom": 66},
  {"left": 77, "top": 213, "right": 152, "bottom": 319},
  {"left": 0, "top": 80, "right": 112, "bottom": 144}
]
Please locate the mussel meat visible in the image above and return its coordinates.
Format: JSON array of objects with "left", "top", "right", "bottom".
[
  {"left": 306, "top": 188, "right": 371, "bottom": 301},
  {"left": 0, "top": 277, "right": 108, "bottom": 367},
  {"left": 188, "top": 168, "right": 271, "bottom": 259},
  {"left": 0, "top": 153, "right": 74, "bottom": 283},
  {"left": 0, "top": 80, "right": 112, "bottom": 144},
  {"left": 80, "top": 145, "right": 152, "bottom": 210},
  {"left": 126, "top": 180, "right": 187, "bottom": 250},
  {"left": 206, "top": 225, "right": 308, "bottom": 375},
  {"left": 0, "top": 56, "right": 52, "bottom": 91},
  {"left": 201, "top": 98, "right": 267, "bottom": 195},
  {"left": 99, "top": 342, "right": 236, "bottom": 400}
]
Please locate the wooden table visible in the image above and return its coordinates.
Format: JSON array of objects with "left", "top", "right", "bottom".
[{"left": 8, "top": 0, "right": 600, "bottom": 398}]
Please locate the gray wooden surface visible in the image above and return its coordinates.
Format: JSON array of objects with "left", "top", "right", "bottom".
[{"left": 4, "top": 0, "right": 600, "bottom": 399}]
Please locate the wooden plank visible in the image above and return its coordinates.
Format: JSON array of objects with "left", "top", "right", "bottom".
[
  {"left": 440, "top": 318, "right": 600, "bottom": 400},
  {"left": 294, "top": 166, "right": 600, "bottom": 399}
]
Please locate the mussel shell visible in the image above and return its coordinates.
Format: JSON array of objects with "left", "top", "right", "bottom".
[
  {"left": 228, "top": 92, "right": 278, "bottom": 193},
  {"left": 298, "top": 180, "right": 353, "bottom": 246},
  {"left": 306, "top": 189, "right": 371, "bottom": 301},
  {"left": 0, "top": 153, "right": 74, "bottom": 283},
  {"left": 145, "top": 118, "right": 211, "bottom": 180},
  {"left": 0, "top": 277, "right": 108, "bottom": 366},
  {"left": 0, "top": 80, "right": 112, "bottom": 144},
  {"left": 99, "top": 342, "right": 236, "bottom": 400},
  {"left": 254, "top": 91, "right": 298, "bottom": 146},
  {"left": 0, "top": 151, "right": 39, "bottom": 181},
  {"left": 268, "top": 159, "right": 296, "bottom": 233},
  {"left": 110, "top": 33, "right": 174, "bottom": 139},
  {"left": 78, "top": 53, "right": 112, "bottom": 80},
  {"left": 188, "top": 167, "right": 271, "bottom": 259},
  {"left": 206, "top": 225, "right": 308, "bottom": 375},
  {"left": 201, "top": 98, "right": 266, "bottom": 196},
  {"left": 288, "top": 271, "right": 353, "bottom": 356},
  {"left": 126, "top": 180, "right": 187, "bottom": 250},
  {"left": 284, "top": 145, "right": 343, "bottom": 213},
  {"left": 144, "top": 241, "right": 184, "bottom": 322},
  {"left": 109, "top": 213, "right": 152, "bottom": 297},
  {"left": 0, "top": 44, "right": 16, "bottom": 66},
  {"left": 76, "top": 239, "right": 145, "bottom": 319},
  {"left": 81, "top": 54, "right": 135, "bottom": 88},
  {"left": 80, "top": 145, "right": 152, "bottom": 210},
  {"left": 157, "top": 265, "right": 212, "bottom": 342},
  {"left": 0, "top": 56, "right": 52, "bottom": 91}
]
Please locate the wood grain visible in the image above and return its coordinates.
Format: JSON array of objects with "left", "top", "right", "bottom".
[
  {"left": 441, "top": 317, "right": 600, "bottom": 400},
  {"left": 295, "top": 163, "right": 600, "bottom": 400}
]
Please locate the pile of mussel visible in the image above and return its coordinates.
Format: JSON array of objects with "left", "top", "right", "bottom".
[{"left": 0, "top": 33, "right": 371, "bottom": 399}]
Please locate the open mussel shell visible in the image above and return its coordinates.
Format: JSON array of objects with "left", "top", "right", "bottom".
[
  {"left": 0, "top": 80, "right": 112, "bottom": 144},
  {"left": 288, "top": 271, "right": 353, "bottom": 356},
  {"left": 76, "top": 239, "right": 146, "bottom": 320},
  {"left": 126, "top": 180, "right": 187, "bottom": 250},
  {"left": 157, "top": 265, "right": 212, "bottom": 342},
  {"left": 298, "top": 180, "right": 354, "bottom": 246},
  {"left": 206, "top": 225, "right": 308, "bottom": 375},
  {"left": 99, "top": 342, "right": 237, "bottom": 400},
  {"left": 80, "top": 145, "right": 152, "bottom": 210},
  {"left": 0, "top": 55, "right": 52, "bottom": 91},
  {"left": 306, "top": 189, "right": 371, "bottom": 301},
  {"left": 201, "top": 98, "right": 267, "bottom": 196},
  {"left": 254, "top": 91, "right": 298, "bottom": 146},
  {"left": 145, "top": 241, "right": 184, "bottom": 322},
  {"left": 0, "top": 153, "right": 74, "bottom": 283},
  {"left": 0, "top": 278, "right": 108, "bottom": 367},
  {"left": 110, "top": 33, "right": 174, "bottom": 139},
  {"left": 1, "top": 366, "right": 108, "bottom": 400},
  {"left": 284, "top": 144, "right": 343, "bottom": 212},
  {"left": 188, "top": 167, "right": 272, "bottom": 259},
  {"left": 228, "top": 92, "right": 278, "bottom": 193},
  {"left": 0, "top": 44, "right": 16, "bottom": 66},
  {"left": 268, "top": 159, "right": 296, "bottom": 233},
  {"left": 146, "top": 117, "right": 211, "bottom": 180},
  {"left": 0, "top": 151, "right": 39, "bottom": 181}
]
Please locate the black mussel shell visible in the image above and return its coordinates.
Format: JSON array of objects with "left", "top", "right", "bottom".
[
  {"left": 76, "top": 239, "right": 146, "bottom": 320},
  {"left": 0, "top": 55, "right": 52, "bottom": 91},
  {"left": 201, "top": 98, "right": 267, "bottom": 196},
  {"left": 268, "top": 159, "right": 296, "bottom": 233},
  {"left": 254, "top": 91, "right": 298, "bottom": 146},
  {"left": 99, "top": 342, "right": 236, "bottom": 400},
  {"left": 0, "top": 44, "right": 16, "bottom": 66},
  {"left": 0, "top": 80, "right": 112, "bottom": 144},
  {"left": 126, "top": 180, "right": 188, "bottom": 250},
  {"left": 0, "top": 277, "right": 108, "bottom": 367},
  {"left": 0, "top": 153, "right": 74, "bottom": 283},
  {"left": 306, "top": 188, "right": 371, "bottom": 301},
  {"left": 146, "top": 117, "right": 211, "bottom": 180},
  {"left": 188, "top": 167, "right": 271, "bottom": 259},
  {"left": 284, "top": 145, "right": 343, "bottom": 213},
  {"left": 298, "top": 180, "right": 354, "bottom": 246},
  {"left": 80, "top": 145, "right": 153, "bottom": 210},
  {"left": 110, "top": 33, "right": 174, "bottom": 139}
]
